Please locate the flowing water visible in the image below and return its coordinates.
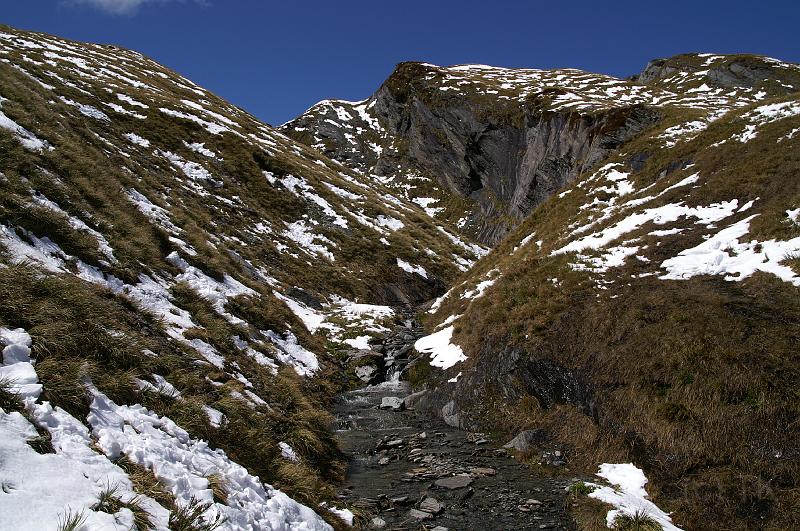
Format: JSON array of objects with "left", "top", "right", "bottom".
[{"left": 332, "top": 313, "right": 577, "bottom": 530}]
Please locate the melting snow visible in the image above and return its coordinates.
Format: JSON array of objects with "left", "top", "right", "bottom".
[
  {"left": 88, "top": 386, "right": 331, "bottom": 529},
  {"left": 396, "top": 258, "right": 428, "bottom": 279},
  {"left": 0, "top": 97, "right": 51, "bottom": 151},
  {"left": 414, "top": 326, "right": 466, "bottom": 369},
  {"left": 660, "top": 215, "right": 800, "bottom": 286},
  {"left": 588, "top": 463, "right": 681, "bottom": 530}
]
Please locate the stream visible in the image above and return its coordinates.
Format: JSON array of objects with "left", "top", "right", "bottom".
[{"left": 332, "top": 310, "right": 576, "bottom": 530}]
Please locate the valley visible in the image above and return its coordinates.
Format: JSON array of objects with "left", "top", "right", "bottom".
[{"left": 0, "top": 22, "right": 798, "bottom": 531}]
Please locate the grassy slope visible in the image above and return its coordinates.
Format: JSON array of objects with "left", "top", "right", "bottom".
[
  {"left": 422, "top": 95, "right": 800, "bottom": 529},
  {"left": 0, "top": 25, "right": 485, "bottom": 526}
]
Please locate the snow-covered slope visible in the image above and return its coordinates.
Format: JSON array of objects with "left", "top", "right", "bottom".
[
  {"left": 0, "top": 25, "right": 488, "bottom": 529},
  {"left": 283, "top": 55, "right": 800, "bottom": 245}
]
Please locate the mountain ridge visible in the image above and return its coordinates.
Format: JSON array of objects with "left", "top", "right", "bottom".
[{"left": 282, "top": 53, "right": 800, "bottom": 246}]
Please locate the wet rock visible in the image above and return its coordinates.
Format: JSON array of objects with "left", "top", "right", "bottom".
[
  {"left": 434, "top": 475, "right": 474, "bottom": 490},
  {"left": 419, "top": 497, "right": 443, "bottom": 515},
  {"left": 430, "top": 527, "right": 449, "bottom": 531},
  {"left": 379, "top": 396, "right": 405, "bottom": 411},
  {"left": 390, "top": 496, "right": 410, "bottom": 505},
  {"left": 378, "top": 457, "right": 391, "bottom": 466}
]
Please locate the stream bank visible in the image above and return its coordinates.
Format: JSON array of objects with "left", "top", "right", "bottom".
[{"left": 333, "top": 311, "right": 577, "bottom": 530}]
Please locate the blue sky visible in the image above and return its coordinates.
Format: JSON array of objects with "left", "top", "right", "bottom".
[{"left": 3, "top": 1, "right": 799, "bottom": 125}]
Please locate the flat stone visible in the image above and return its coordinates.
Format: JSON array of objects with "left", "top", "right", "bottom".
[
  {"left": 518, "top": 505, "right": 531, "bottom": 512},
  {"left": 390, "top": 496, "right": 409, "bottom": 505},
  {"left": 379, "top": 396, "right": 405, "bottom": 411},
  {"left": 378, "top": 457, "right": 390, "bottom": 466},
  {"left": 434, "top": 475, "right": 474, "bottom": 490},
  {"left": 371, "top": 517, "right": 386, "bottom": 528},
  {"left": 408, "top": 509, "right": 432, "bottom": 520},
  {"left": 430, "top": 527, "right": 450, "bottom": 531},
  {"left": 384, "top": 439, "right": 403, "bottom": 448},
  {"left": 419, "top": 497, "right": 443, "bottom": 515},
  {"left": 474, "top": 438, "right": 490, "bottom": 445}
]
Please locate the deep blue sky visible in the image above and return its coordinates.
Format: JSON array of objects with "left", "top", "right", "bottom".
[{"left": 3, "top": 1, "right": 799, "bottom": 125}]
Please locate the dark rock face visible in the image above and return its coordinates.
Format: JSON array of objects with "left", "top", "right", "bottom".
[
  {"left": 416, "top": 343, "right": 592, "bottom": 433},
  {"left": 379, "top": 96, "right": 658, "bottom": 244},
  {"left": 284, "top": 62, "right": 660, "bottom": 246}
]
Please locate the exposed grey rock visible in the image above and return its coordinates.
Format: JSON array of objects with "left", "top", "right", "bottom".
[
  {"left": 285, "top": 286, "right": 322, "bottom": 310},
  {"left": 408, "top": 508, "right": 432, "bottom": 520},
  {"left": 419, "top": 497, "right": 443, "bottom": 515},
  {"left": 378, "top": 457, "right": 390, "bottom": 466},
  {"left": 404, "top": 390, "right": 427, "bottom": 409},
  {"left": 441, "top": 400, "right": 461, "bottom": 428},
  {"left": 503, "top": 430, "right": 543, "bottom": 452},
  {"left": 355, "top": 364, "right": 378, "bottom": 383},
  {"left": 283, "top": 63, "right": 660, "bottom": 245},
  {"left": 379, "top": 396, "right": 405, "bottom": 411},
  {"left": 370, "top": 517, "right": 386, "bottom": 528},
  {"left": 434, "top": 475, "right": 474, "bottom": 490}
]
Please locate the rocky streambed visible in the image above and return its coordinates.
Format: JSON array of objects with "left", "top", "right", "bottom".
[{"left": 333, "top": 313, "right": 577, "bottom": 530}]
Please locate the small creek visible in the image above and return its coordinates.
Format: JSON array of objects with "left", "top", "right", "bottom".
[{"left": 332, "top": 310, "right": 576, "bottom": 530}]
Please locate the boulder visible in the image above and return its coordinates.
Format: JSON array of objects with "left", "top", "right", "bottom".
[
  {"left": 403, "top": 390, "right": 427, "bottom": 409},
  {"left": 355, "top": 364, "right": 378, "bottom": 383},
  {"left": 441, "top": 400, "right": 461, "bottom": 428},
  {"left": 503, "top": 429, "right": 543, "bottom": 452},
  {"left": 379, "top": 396, "right": 405, "bottom": 411}
]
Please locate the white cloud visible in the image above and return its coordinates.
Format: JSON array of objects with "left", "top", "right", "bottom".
[{"left": 68, "top": 0, "right": 204, "bottom": 16}]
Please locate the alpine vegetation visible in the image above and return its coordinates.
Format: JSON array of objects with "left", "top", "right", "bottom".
[{"left": 1, "top": 21, "right": 799, "bottom": 531}]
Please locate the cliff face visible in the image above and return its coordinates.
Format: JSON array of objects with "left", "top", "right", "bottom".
[
  {"left": 368, "top": 67, "right": 661, "bottom": 244},
  {"left": 283, "top": 55, "right": 800, "bottom": 246}
]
